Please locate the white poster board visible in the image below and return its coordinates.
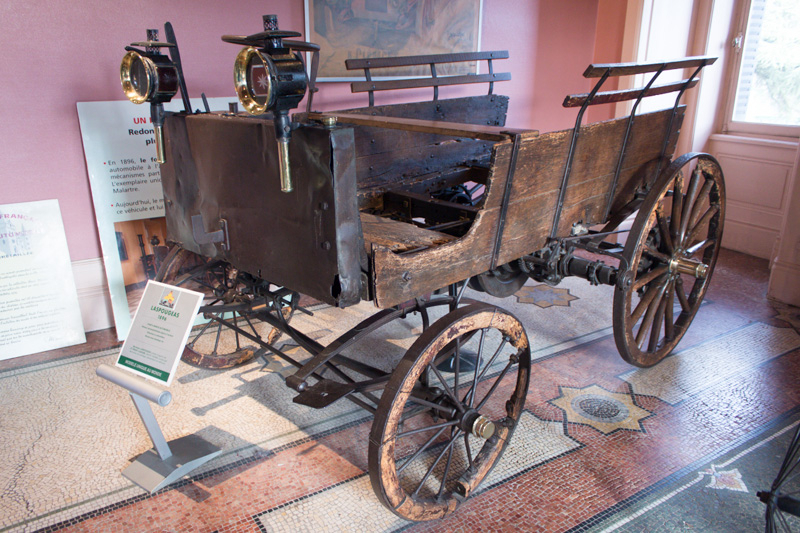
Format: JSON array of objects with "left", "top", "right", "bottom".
[
  {"left": 116, "top": 280, "right": 202, "bottom": 385},
  {"left": 0, "top": 200, "right": 86, "bottom": 359},
  {"left": 77, "top": 97, "right": 234, "bottom": 340}
]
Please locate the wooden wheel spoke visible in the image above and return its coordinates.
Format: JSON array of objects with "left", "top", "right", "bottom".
[
  {"left": 687, "top": 177, "right": 714, "bottom": 228},
  {"left": 664, "top": 281, "right": 675, "bottom": 342},
  {"left": 631, "top": 273, "right": 667, "bottom": 324},
  {"left": 647, "top": 292, "right": 668, "bottom": 352},
  {"left": 679, "top": 169, "right": 703, "bottom": 240},
  {"left": 670, "top": 172, "right": 684, "bottom": 242},
  {"left": 675, "top": 277, "right": 691, "bottom": 312},
  {"left": 633, "top": 265, "right": 669, "bottom": 291},
  {"left": 656, "top": 205, "right": 674, "bottom": 253},
  {"left": 644, "top": 245, "right": 671, "bottom": 263},
  {"left": 686, "top": 238, "right": 715, "bottom": 256},
  {"left": 635, "top": 280, "right": 668, "bottom": 347},
  {"left": 684, "top": 204, "right": 720, "bottom": 249}
]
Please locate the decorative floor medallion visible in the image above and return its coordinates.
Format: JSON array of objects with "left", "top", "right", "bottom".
[
  {"left": 549, "top": 384, "right": 653, "bottom": 435},
  {"left": 515, "top": 284, "right": 579, "bottom": 308},
  {"left": 699, "top": 465, "right": 748, "bottom": 492}
]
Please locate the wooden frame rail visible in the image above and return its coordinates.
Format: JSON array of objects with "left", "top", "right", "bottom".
[
  {"left": 345, "top": 51, "right": 510, "bottom": 107},
  {"left": 307, "top": 112, "right": 531, "bottom": 142}
]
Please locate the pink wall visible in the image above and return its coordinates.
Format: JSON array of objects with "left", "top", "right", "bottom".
[
  {"left": 0, "top": 0, "right": 606, "bottom": 262},
  {"left": 589, "top": 0, "right": 627, "bottom": 123}
]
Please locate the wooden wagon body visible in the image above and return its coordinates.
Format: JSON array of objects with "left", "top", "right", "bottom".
[
  {"left": 119, "top": 18, "right": 725, "bottom": 522},
  {"left": 159, "top": 73, "right": 686, "bottom": 309}
]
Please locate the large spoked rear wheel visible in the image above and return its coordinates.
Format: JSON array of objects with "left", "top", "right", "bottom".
[
  {"left": 613, "top": 153, "right": 725, "bottom": 367},
  {"left": 369, "top": 302, "right": 530, "bottom": 521},
  {"left": 156, "top": 246, "right": 295, "bottom": 369}
]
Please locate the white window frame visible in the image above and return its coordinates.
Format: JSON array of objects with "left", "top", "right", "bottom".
[{"left": 721, "top": 0, "right": 800, "bottom": 139}]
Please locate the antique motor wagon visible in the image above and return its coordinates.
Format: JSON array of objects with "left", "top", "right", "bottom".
[{"left": 119, "top": 16, "right": 724, "bottom": 521}]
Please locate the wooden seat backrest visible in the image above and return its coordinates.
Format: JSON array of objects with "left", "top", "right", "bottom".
[{"left": 346, "top": 51, "right": 510, "bottom": 107}]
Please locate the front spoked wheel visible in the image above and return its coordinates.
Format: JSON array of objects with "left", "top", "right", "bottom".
[
  {"left": 156, "top": 246, "right": 296, "bottom": 369},
  {"left": 369, "top": 302, "right": 530, "bottom": 521},
  {"left": 613, "top": 153, "right": 725, "bottom": 367}
]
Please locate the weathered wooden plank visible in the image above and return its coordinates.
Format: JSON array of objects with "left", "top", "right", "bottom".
[
  {"left": 360, "top": 213, "right": 455, "bottom": 253},
  {"left": 563, "top": 78, "right": 698, "bottom": 107},
  {"left": 583, "top": 56, "right": 717, "bottom": 78},
  {"left": 308, "top": 112, "right": 524, "bottom": 142}
]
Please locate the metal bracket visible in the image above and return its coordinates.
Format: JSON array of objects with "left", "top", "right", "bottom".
[{"left": 191, "top": 214, "right": 229, "bottom": 250}]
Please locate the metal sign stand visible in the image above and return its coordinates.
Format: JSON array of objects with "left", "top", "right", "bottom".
[{"left": 97, "top": 363, "right": 221, "bottom": 493}]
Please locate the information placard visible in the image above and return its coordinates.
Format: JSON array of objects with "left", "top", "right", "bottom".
[
  {"left": 0, "top": 200, "right": 85, "bottom": 359},
  {"left": 116, "top": 280, "right": 203, "bottom": 385},
  {"left": 77, "top": 97, "right": 234, "bottom": 340}
]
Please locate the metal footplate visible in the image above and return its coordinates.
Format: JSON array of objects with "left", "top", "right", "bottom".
[{"left": 292, "top": 379, "right": 355, "bottom": 408}]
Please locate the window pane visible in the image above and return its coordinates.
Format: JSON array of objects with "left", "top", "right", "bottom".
[{"left": 733, "top": 0, "right": 800, "bottom": 126}]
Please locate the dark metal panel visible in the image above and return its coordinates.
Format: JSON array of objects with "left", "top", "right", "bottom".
[{"left": 160, "top": 112, "right": 362, "bottom": 307}]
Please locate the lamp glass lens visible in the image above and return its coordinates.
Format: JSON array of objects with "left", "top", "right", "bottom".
[
  {"left": 247, "top": 54, "right": 270, "bottom": 105},
  {"left": 130, "top": 55, "right": 149, "bottom": 98}
]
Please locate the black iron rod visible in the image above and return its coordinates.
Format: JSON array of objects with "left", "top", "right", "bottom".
[
  {"left": 164, "top": 22, "right": 192, "bottom": 114},
  {"left": 601, "top": 65, "right": 666, "bottom": 222},
  {"left": 550, "top": 71, "right": 611, "bottom": 239},
  {"left": 490, "top": 133, "right": 522, "bottom": 269}
]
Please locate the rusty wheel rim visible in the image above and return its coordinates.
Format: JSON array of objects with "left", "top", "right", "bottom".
[
  {"left": 368, "top": 302, "right": 530, "bottom": 521},
  {"left": 613, "top": 154, "right": 725, "bottom": 367}
]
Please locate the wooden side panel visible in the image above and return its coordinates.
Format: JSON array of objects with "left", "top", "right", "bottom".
[
  {"left": 496, "top": 107, "right": 683, "bottom": 265},
  {"left": 370, "top": 108, "right": 685, "bottom": 307}
]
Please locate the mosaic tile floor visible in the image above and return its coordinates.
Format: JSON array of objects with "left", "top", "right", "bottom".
[{"left": 1, "top": 249, "right": 798, "bottom": 532}]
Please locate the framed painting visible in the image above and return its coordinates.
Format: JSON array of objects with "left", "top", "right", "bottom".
[{"left": 304, "top": 0, "right": 483, "bottom": 81}]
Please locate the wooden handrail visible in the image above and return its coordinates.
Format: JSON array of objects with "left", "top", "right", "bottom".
[
  {"left": 307, "top": 112, "right": 531, "bottom": 142},
  {"left": 563, "top": 78, "right": 699, "bottom": 108}
]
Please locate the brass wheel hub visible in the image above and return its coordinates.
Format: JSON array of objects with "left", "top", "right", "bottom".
[{"left": 668, "top": 252, "right": 708, "bottom": 279}]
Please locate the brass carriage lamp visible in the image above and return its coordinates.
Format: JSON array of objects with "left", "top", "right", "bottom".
[
  {"left": 119, "top": 29, "right": 179, "bottom": 163},
  {"left": 225, "top": 15, "right": 309, "bottom": 193}
]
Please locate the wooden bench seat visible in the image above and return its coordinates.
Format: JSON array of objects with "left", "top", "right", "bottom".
[{"left": 360, "top": 213, "right": 455, "bottom": 253}]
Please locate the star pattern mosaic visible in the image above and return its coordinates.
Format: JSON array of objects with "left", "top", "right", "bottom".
[
  {"left": 515, "top": 284, "right": 579, "bottom": 308},
  {"left": 771, "top": 300, "right": 800, "bottom": 332},
  {"left": 549, "top": 384, "right": 653, "bottom": 435}
]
